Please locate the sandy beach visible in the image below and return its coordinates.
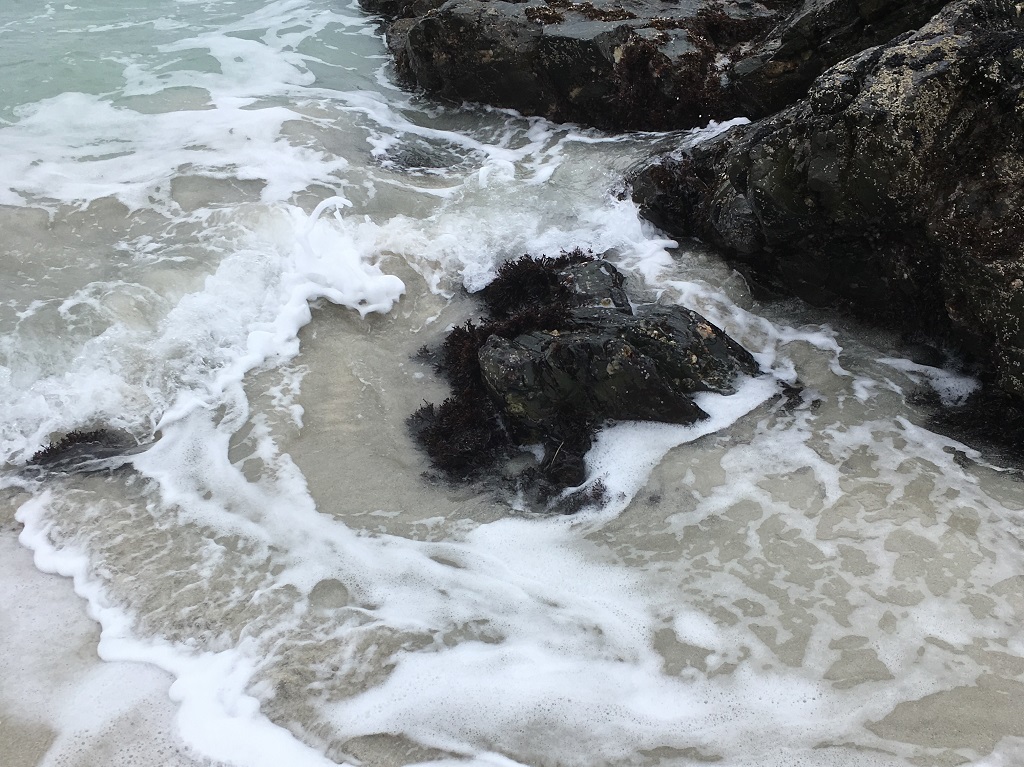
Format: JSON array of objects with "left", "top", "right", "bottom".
[{"left": 1, "top": 495, "right": 202, "bottom": 767}]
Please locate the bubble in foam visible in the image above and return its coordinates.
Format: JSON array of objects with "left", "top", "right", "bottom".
[{"left": 308, "top": 579, "right": 350, "bottom": 611}]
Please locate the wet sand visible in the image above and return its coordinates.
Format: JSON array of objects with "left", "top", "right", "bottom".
[{"left": 0, "top": 499, "right": 203, "bottom": 767}]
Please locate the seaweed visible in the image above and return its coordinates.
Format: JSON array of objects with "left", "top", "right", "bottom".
[
  {"left": 544, "top": 0, "right": 636, "bottom": 23},
  {"left": 409, "top": 249, "right": 758, "bottom": 507},
  {"left": 551, "top": 479, "right": 608, "bottom": 515},
  {"left": 409, "top": 393, "right": 513, "bottom": 479},
  {"left": 409, "top": 250, "right": 600, "bottom": 500},
  {"left": 648, "top": 8, "right": 777, "bottom": 49},
  {"left": 525, "top": 5, "right": 565, "bottom": 24},
  {"left": 481, "top": 248, "right": 593, "bottom": 318},
  {"left": 430, "top": 250, "right": 595, "bottom": 396},
  {"left": 609, "top": 7, "right": 779, "bottom": 129},
  {"left": 611, "top": 35, "right": 727, "bottom": 130}
]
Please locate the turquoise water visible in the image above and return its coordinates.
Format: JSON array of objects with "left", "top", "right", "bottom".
[{"left": 1, "top": 2, "right": 1023, "bottom": 767}]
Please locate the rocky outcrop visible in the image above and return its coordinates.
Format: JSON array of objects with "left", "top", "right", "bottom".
[
  {"left": 410, "top": 253, "right": 759, "bottom": 504},
  {"left": 361, "top": 0, "right": 944, "bottom": 130},
  {"left": 383, "top": 0, "right": 778, "bottom": 130},
  {"left": 631, "top": 0, "right": 1024, "bottom": 395},
  {"left": 363, "top": 0, "right": 1024, "bottom": 409}
]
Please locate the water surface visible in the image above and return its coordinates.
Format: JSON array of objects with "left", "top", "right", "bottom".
[{"left": 2, "top": 2, "right": 1023, "bottom": 766}]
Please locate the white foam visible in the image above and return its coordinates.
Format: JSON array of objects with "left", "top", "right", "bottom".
[
  {"left": 0, "top": 200, "right": 404, "bottom": 463},
  {"left": 878, "top": 356, "right": 979, "bottom": 405},
  {"left": 0, "top": 92, "right": 356, "bottom": 210},
  {"left": 0, "top": 527, "right": 206, "bottom": 767},
  {"left": 578, "top": 376, "right": 779, "bottom": 517},
  {"left": 13, "top": 491, "right": 338, "bottom": 767}
]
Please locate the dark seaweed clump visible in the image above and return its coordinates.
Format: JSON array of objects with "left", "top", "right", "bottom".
[
  {"left": 409, "top": 249, "right": 602, "bottom": 507},
  {"left": 482, "top": 248, "right": 593, "bottom": 318}
]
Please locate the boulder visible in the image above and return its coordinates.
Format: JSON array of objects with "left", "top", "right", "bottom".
[
  {"left": 389, "top": 0, "right": 782, "bottom": 130},
  {"left": 478, "top": 305, "right": 756, "bottom": 441},
  {"left": 632, "top": 0, "right": 1024, "bottom": 396},
  {"left": 410, "top": 253, "right": 759, "bottom": 501},
  {"left": 360, "top": 0, "right": 952, "bottom": 130}
]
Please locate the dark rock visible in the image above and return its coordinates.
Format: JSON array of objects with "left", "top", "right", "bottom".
[
  {"left": 483, "top": 255, "right": 631, "bottom": 317},
  {"left": 376, "top": 137, "right": 476, "bottom": 172},
  {"left": 478, "top": 305, "right": 756, "bottom": 439},
  {"left": 919, "top": 386, "right": 1024, "bottom": 469},
  {"left": 410, "top": 253, "right": 759, "bottom": 506},
  {"left": 730, "top": 0, "right": 949, "bottom": 118},
  {"left": 631, "top": 0, "right": 1024, "bottom": 397},
  {"left": 28, "top": 429, "right": 145, "bottom": 473},
  {"left": 366, "top": 0, "right": 783, "bottom": 130},
  {"left": 360, "top": 0, "right": 949, "bottom": 130},
  {"left": 361, "top": 0, "right": 447, "bottom": 21}
]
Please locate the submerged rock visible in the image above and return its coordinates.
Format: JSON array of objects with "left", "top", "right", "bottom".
[
  {"left": 410, "top": 253, "right": 758, "bottom": 504},
  {"left": 27, "top": 429, "right": 145, "bottom": 473},
  {"left": 359, "top": 0, "right": 948, "bottom": 130},
  {"left": 632, "top": 0, "right": 1024, "bottom": 397}
]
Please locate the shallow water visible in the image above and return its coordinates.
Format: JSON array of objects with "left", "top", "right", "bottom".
[{"left": 2, "top": 2, "right": 1023, "bottom": 767}]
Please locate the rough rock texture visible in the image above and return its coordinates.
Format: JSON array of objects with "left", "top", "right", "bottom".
[
  {"left": 632, "top": 0, "right": 1024, "bottom": 396},
  {"left": 479, "top": 305, "right": 756, "bottom": 441},
  {"left": 360, "top": 0, "right": 943, "bottom": 130},
  {"left": 731, "top": 0, "right": 949, "bottom": 116},
  {"left": 410, "top": 254, "right": 759, "bottom": 503},
  {"left": 389, "top": 0, "right": 778, "bottom": 130}
]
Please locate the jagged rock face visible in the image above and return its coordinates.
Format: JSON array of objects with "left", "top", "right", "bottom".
[
  {"left": 359, "top": 0, "right": 951, "bottom": 130},
  {"left": 730, "top": 0, "right": 949, "bottom": 117},
  {"left": 390, "top": 0, "right": 780, "bottom": 130},
  {"left": 632, "top": 0, "right": 1024, "bottom": 395},
  {"left": 481, "top": 258, "right": 760, "bottom": 447}
]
